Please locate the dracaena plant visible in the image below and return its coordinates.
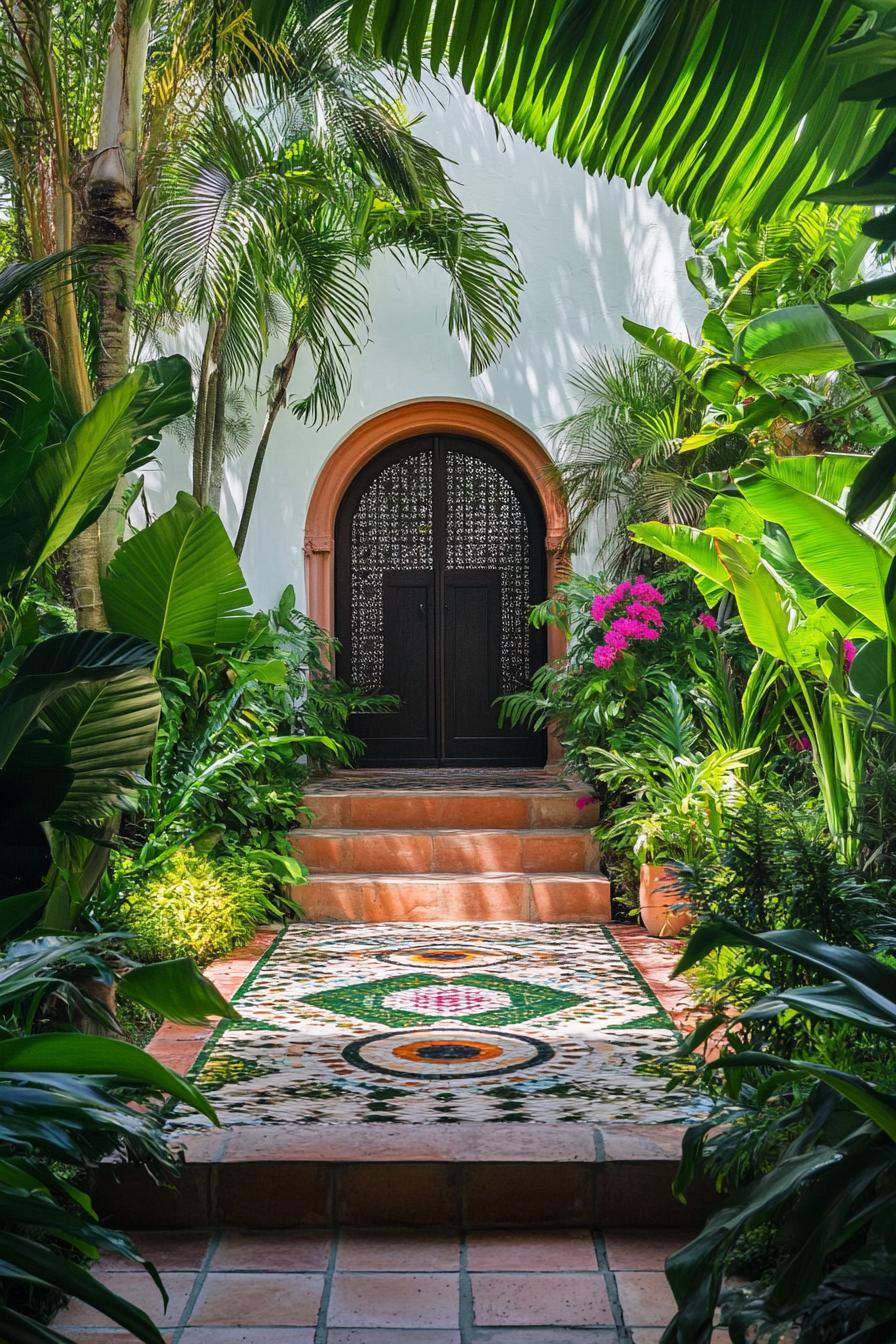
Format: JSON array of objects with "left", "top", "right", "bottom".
[{"left": 664, "top": 920, "right": 896, "bottom": 1344}]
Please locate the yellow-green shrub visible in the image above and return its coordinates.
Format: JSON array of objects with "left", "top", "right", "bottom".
[{"left": 120, "top": 848, "right": 273, "bottom": 964}]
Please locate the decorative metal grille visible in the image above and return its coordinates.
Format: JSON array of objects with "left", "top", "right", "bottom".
[
  {"left": 348, "top": 442, "right": 531, "bottom": 694},
  {"left": 350, "top": 448, "right": 433, "bottom": 690},
  {"left": 445, "top": 448, "right": 531, "bottom": 693}
]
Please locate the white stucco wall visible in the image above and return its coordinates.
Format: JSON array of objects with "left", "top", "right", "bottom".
[{"left": 145, "top": 84, "right": 704, "bottom": 610}]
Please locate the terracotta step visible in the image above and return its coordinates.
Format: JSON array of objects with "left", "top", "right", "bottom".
[
  {"left": 93, "top": 1123, "right": 717, "bottom": 1230},
  {"left": 294, "top": 872, "right": 611, "bottom": 923},
  {"left": 302, "top": 787, "right": 598, "bottom": 831},
  {"left": 291, "top": 826, "right": 598, "bottom": 875}
]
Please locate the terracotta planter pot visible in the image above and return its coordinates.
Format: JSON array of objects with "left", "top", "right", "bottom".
[{"left": 639, "top": 863, "right": 692, "bottom": 938}]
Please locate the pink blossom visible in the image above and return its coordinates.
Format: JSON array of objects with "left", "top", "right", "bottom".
[
  {"left": 592, "top": 645, "right": 618, "bottom": 669},
  {"left": 788, "top": 734, "right": 812, "bottom": 754},
  {"left": 609, "top": 616, "right": 659, "bottom": 642},
  {"left": 626, "top": 601, "right": 663, "bottom": 626},
  {"left": 843, "top": 639, "right": 857, "bottom": 671},
  {"left": 575, "top": 796, "right": 593, "bottom": 810},
  {"left": 631, "top": 577, "right": 665, "bottom": 605},
  {"left": 591, "top": 594, "right": 610, "bottom": 622},
  {"left": 696, "top": 612, "right": 719, "bottom": 633},
  {"left": 604, "top": 628, "right": 630, "bottom": 651}
]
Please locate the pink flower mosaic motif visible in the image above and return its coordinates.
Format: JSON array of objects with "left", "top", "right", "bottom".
[{"left": 381, "top": 983, "right": 513, "bottom": 1017}]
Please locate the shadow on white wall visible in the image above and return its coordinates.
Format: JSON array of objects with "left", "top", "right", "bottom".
[{"left": 145, "top": 82, "right": 705, "bottom": 608}]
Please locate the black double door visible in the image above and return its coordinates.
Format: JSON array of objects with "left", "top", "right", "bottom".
[{"left": 335, "top": 434, "right": 547, "bottom": 766}]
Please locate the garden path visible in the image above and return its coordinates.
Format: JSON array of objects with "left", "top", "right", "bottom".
[{"left": 164, "top": 921, "right": 701, "bottom": 1132}]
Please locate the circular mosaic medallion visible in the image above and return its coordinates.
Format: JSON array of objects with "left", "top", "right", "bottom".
[
  {"left": 377, "top": 944, "right": 517, "bottom": 970},
  {"left": 342, "top": 1028, "right": 553, "bottom": 1079}
]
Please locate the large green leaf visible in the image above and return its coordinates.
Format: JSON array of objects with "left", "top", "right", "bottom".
[
  {"left": 37, "top": 669, "right": 161, "bottom": 825},
  {"left": 713, "top": 535, "right": 798, "bottom": 665},
  {"left": 628, "top": 522, "right": 734, "bottom": 600},
  {"left": 0, "top": 332, "right": 53, "bottom": 507},
  {"left": 0, "top": 1033, "right": 218, "bottom": 1122},
  {"left": 0, "top": 632, "right": 156, "bottom": 770},
  {"left": 0, "top": 1232, "right": 164, "bottom": 1344},
  {"left": 121, "top": 355, "right": 193, "bottom": 472},
  {"left": 103, "top": 492, "right": 252, "bottom": 650},
  {"left": 735, "top": 469, "right": 893, "bottom": 633},
  {"left": 330, "top": 1, "right": 892, "bottom": 228},
  {"left": 119, "top": 958, "right": 240, "bottom": 1025},
  {"left": 734, "top": 301, "right": 896, "bottom": 377}
]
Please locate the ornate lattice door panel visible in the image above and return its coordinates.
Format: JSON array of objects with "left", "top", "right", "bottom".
[{"left": 335, "top": 434, "right": 546, "bottom": 765}]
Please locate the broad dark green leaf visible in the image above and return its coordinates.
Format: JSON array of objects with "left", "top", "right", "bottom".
[
  {"left": 103, "top": 493, "right": 253, "bottom": 650},
  {"left": 119, "top": 958, "right": 240, "bottom": 1025},
  {"left": 0, "top": 632, "right": 156, "bottom": 770},
  {"left": 0, "top": 1033, "right": 218, "bottom": 1122}
]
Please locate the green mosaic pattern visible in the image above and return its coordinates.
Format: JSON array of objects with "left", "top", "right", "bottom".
[{"left": 302, "top": 971, "right": 585, "bottom": 1028}]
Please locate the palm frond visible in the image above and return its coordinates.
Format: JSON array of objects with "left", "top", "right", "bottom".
[
  {"left": 323, "top": 0, "right": 893, "bottom": 227},
  {"left": 366, "top": 205, "right": 523, "bottom": 374}
]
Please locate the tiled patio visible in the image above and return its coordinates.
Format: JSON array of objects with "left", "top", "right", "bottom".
[
  {"left": 163, "top": 923, "right": 702, "bottom": 1132},
  {"left": 54, "top": 1227, "right": 730, "bottom": 1341}
]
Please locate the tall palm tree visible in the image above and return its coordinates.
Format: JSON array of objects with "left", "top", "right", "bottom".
[
  {"left": 142, "top": 66, "right": 524, "bottom": 555},
  {"left": 551, "top": 349, "right": 747, "bottom": 576}
]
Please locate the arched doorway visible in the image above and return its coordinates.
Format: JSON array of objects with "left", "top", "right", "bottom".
[
  {"left": 303, "top": 399, "right": 569, "bottom": 767},
  {"left": 336, "top": 433, "right": 546, "bottom": 766}
]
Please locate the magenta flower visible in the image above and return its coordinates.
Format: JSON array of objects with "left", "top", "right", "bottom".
[
  {"left": 631, "top": 577, "right": 665, "bottom": 606},
  {"left": 592, "top": 645, "right": 618, "bottom": 669},
  {"left": 575, "top": 796, "right": 593, "bottom": 810},
  {"left": 788, "top": 734, "right": 812, "bottom": 754},
  {"left": 626, "top": 601, "right": 663, "bottom": 626},
  {"left": 844, "top": 639, "right": 857, "bottom": 671},
  {"left": 696, "top": 612, "right": 719, "bottom": 633},
  {"left": 609, "top": 616, "right": 659, "bottom": 642},
  {"left": 591, "top": 594, "right": 610, "bottom": 622},
  {"left": 604, "top": 628, "right": 630, "bottom": 651}
]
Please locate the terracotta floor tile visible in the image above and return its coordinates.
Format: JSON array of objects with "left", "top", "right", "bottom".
[
  {"left": 630, "top": 1333, "right": 731, "bottom": 1344},
  {"left": 615, "top": 1271, "right": 678, "bottom": 1327},
  {"left": 471, "top": 1331, "right": 619, "bottom": 1343},
  {"left": 179, "top": 1331, "right": 315, "bottom": 1342},
  {"left": 603, "top": 1230, "right": 687, "bottom": 1270},
  {"left": 102, "top": 1232, "right": 210, "bottom": 1271},
  {"left": 49, "top": 1336, "right": 174, "bottom": 1343},
  {"left": 471, "top": 1273, "right": 613, "bottom": 1327},
  {"left": 53, "top": 1270, "right": 194, "bottom": 1328},
  {"left": 212, "top": 1230, "right": 331, "bottom": 1271},
  {"left": 327, "top": 1272, "right": 459, "bottom": 1328},
  {"left": 188, "top": 1271, "right": 325, "bottom": 1326},
  {"left": 328, "top": 1332, "right": 461, "bottom": 1344},
  {"left": 466, "top": 1231, "right": 598, "bottom": 1272},
  {"left": 336, "top": 1230, "right": 461, "bottom": 1270}
]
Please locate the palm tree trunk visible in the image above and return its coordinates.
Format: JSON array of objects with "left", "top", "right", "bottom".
[
  {"left": 84, "top": 0, "right": 151, "bottom": 571},
  {"left": 208, "top": 365, "right": 228, "bottom": 512},
  {"left": 234, "top": 341, "right": 298, "bottom": 558},
  {"left": 193, "top": 321, "right": 223, "bottom": 504}
]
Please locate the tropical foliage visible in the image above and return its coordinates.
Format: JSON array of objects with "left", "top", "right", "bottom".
[
  {"left": 0, "top": 935, "right": 221, "bottom": 1344},
  {"left": 329, "top": 0, "right": 895, "bottom": 226}
]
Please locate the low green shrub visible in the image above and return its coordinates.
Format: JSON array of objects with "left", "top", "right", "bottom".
[{"left": 118, "top": 848, "right": 277, "bottom": 964}]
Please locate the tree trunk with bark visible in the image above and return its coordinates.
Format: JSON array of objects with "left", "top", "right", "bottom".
[
  {"left": 83, "top": 0, "right": 152, "bottom": 572},
  {"left": 234, "top": 341, "right": 299, "bottom": 558}
]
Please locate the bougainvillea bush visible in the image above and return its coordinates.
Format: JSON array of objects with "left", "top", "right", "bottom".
[{"left": 499, "top": 567, "right": 742, "bottom": 785}]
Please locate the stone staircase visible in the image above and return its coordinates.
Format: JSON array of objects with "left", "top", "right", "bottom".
[{"left": 289, "top": 775, "right": 611, "bottom": 923}]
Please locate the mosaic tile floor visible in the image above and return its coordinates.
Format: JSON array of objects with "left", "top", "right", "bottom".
[{"left": 169, "top": 923, "right": 703, "bottom": 1133}]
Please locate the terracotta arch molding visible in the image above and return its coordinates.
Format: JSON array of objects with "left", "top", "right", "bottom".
[{"left": 303, "top": 398, "right": 570, "bottom": 762}]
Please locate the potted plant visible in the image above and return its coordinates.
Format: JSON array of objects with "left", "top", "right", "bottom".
[{"left": 588, "top": 686, "right": 755, "bottom": 937}]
